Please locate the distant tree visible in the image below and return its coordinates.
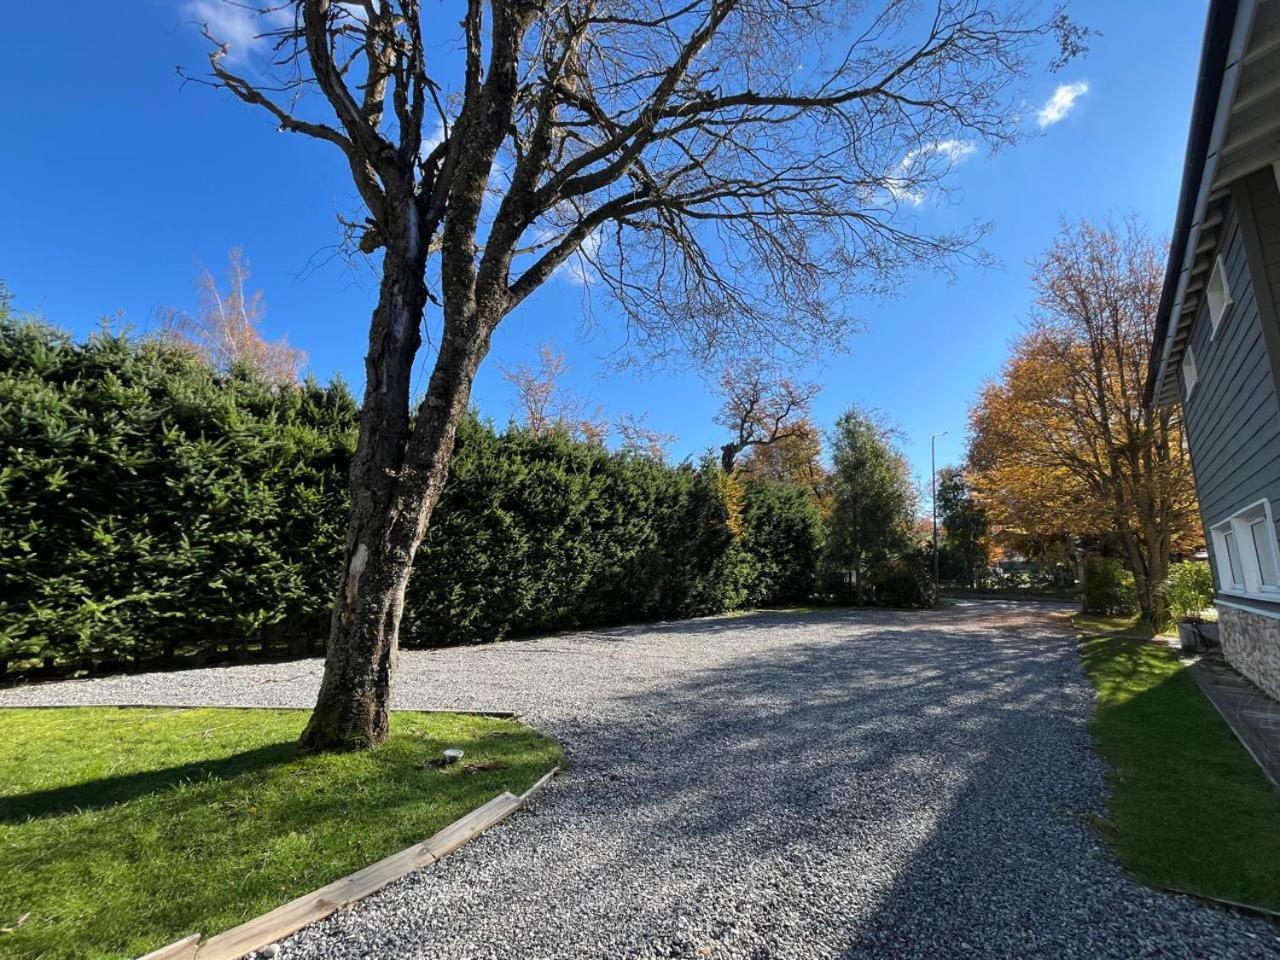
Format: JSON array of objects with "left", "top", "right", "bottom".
[
  {"left": 935, "top": 466, "right": 990, "bottom": 589},
  {"left": 737, "top": 421, "right": 829, "bottom": 507},
  {"left": 158, "top": 249, "right": 306, "bottom": 383},
  {"left": 499, "top": 343, "right": 608, "bottom": 442},
  {"left": 715, "top": 360, "right": 820, "bottom": 473},
  {"left": 968, "top": 219, "right": 1200, "bottom": 624},
  {"left": 615, "top": 413, "right": 676, "bottom": 461},
  {"left": 189, "top": 0, "right": 1086, "bottom": 750},
  {"left": 501, "top": 344, "right": 675, "bottom": 456},
  {"left": 826, "top": 407, "right": 917, "bottom": 603}
]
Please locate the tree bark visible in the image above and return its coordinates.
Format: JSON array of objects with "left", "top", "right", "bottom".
[
  {"left": 299, "top": 231, "right": 494, "bottom": 752},
  {"left": 720, "top": 442, "right": 744, "bottom": 473}
]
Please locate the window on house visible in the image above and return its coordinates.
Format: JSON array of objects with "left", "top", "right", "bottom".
[
  {"left": 1220, "top": 526, "right": 1243, "bottom": 591},
  {"left": 1182, "top": 345, "right": 1199, "bottom": 397},
  {"left": 1212, "top": 500, "right": 1280, "bottom": 597},
  {"left": 1249, "top": 513, "right": 1280, "bottom": 589},
  {"left": 1206, "top": 255, "right": 1233, "bottom": 335}
]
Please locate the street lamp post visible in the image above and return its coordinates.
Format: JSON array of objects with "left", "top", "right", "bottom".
[{"left": 931, "top": 431, "right": 948, "bottom": 591}]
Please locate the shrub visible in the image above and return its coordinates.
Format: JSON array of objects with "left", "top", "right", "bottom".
[
  {"left": 0, "top": 316, "right": 357, "bottom": 676},
  {"left": 1, "top": 314, "right": 822, "bottom": 676},
  {"left": 1161, "top": 561, "right": 1214, "bottom": 622},
  {"left": 739, "top": 478, "right": 822, "bottom": 607},
  {"left": 1082, "top": 557, "right": 1137, "bottom": 616},
  {"left": 867, "top": 549, "right": 937, "bottom": 608},
  {"left": 401, "top": 429, "right": 765, "bottom": 645}
]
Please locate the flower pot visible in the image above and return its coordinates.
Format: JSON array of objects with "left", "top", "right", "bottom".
[{"left": 1177, "top": 621, "right": 1205, "bottom": 652}]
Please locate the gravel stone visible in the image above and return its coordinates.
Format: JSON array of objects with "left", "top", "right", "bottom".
[{"left": 4, "top": 600, "right": 1277, "bottom": 958}]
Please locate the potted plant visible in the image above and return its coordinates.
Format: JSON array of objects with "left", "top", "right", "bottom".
[{"left": 1161, "top": 561, "right": 1216, "bottom": 652}]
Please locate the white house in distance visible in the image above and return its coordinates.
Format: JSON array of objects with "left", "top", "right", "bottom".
[{"left": 1148, "top": 0, "right": 1280, "bottom": 700}]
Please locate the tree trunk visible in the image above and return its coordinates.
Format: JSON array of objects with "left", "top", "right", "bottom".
[
  {"left": 1118, "top": 524, "right": 1167, "bottom": 629},
  {"left": 720, "top": 442, "right": 743, "bottom": 473},
  {"left": 299, "top": 240, "right": 492, "bottom": 752}
]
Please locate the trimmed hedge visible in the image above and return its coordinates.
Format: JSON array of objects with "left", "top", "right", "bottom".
[
  {"left": 402, "top": 419, "right": 763, "bottom": 646},
  {"left": 0, "top": 317, "right": 356, "bottom": 675},
  {"left": 1, "top": 317, "right": 820, "bottom": 677}
]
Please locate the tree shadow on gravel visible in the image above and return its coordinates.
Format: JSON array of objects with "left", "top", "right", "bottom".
[
  {"left": 550, "top": 603, "right": 1272, "bottom": 957},
  {"left": 544, "top": 609, "right": 1070, "bottom": 861}
]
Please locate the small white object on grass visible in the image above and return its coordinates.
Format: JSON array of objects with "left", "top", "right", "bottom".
[{"left": 442, "top": 748, "right": 464, "bottom": 764}]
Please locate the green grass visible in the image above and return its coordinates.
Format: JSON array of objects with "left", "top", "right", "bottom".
[
  {"left": 0, "top": 707, "right": 563, "bottom": 960},
  {"left": 1078, "top": 635, "right": 1280, "bottom": 912},
  {"left": 1073, "top": 612, "right": 1158, "bottom": 640}
]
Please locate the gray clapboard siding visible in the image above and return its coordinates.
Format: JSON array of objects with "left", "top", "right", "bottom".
[{"left": 1181, "top": 184, "right": 1280, "bottom": 588}]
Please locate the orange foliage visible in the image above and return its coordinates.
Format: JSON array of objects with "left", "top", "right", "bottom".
[{"left": 159, "top": 249, "right": 306, "bottom": 383}]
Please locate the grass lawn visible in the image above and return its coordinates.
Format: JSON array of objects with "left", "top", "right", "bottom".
[
  {"left": 1073, "top": 611, "right": 1159, "bottom": 640},
  {"left": 0, "top": 707, "right": 563, "bottom": 960},
  {"left": 1078, "top": 634, "right": 1280, "bottom": 912}
]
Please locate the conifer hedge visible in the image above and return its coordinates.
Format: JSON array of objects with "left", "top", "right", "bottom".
[{"left": 0, "top": 314, "right": 820, "bottom": 678}]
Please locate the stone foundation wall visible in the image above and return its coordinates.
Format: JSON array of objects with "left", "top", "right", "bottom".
[{"left": 1218, "top": 603, "right": 1280, "bottom": 702}]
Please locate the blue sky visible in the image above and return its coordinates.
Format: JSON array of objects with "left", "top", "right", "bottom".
[{"left": 0, "top": 1, "right": 1205, "bottom": 490}]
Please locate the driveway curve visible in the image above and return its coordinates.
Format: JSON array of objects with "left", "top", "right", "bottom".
[{"left": 3, "top": 601, "right": 1276, "bottom": 959}]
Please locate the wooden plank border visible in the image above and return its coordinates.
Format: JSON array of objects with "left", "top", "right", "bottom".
[{"left": 138, "top": 765, "right": 561, "bottom": 960}]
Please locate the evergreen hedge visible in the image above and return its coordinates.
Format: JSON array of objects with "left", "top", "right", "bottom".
[
  {"left": 1, "top": 316, "right": 821, "bottom": 677},
  {"left": 0, "top": 316, "right": 356, "bottom": 676}
]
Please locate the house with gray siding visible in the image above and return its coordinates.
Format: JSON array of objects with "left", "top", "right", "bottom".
[{"left": 1148, "top": 0, "right": 1280, "bottom": 701}]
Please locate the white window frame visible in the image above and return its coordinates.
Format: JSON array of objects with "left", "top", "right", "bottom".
[
  {"left": 1182, "top": 345, "right": 1199, "bottom": 397},
  {"left": 1211, "top": 499, "right": 1280, "bottom": 601},
  {"left": 1206, "top": 255, "right": 1233, "bottom": 336}
]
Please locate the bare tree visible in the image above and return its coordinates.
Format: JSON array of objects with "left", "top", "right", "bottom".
[
  {"left": 159, "top": 248, "right": 307, "bottom": 382},
  {"left": 500, "top": 342, "right": 610, "bottom": 439},
  {"left": 188, "top": 0, "right": 1084, "bottom": 750},
  {"left": 615, "top": 413, "right": 676, "bottom": 460},
  {"left": 715, "top": 359, "right": 820, "bottom": 472}
]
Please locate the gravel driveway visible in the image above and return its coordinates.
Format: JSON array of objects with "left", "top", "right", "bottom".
[{"left": 4, "top": 600, "right": 1277, "bottom": 959}]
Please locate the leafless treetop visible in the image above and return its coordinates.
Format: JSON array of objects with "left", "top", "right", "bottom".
[{"left": 187, "top": 0, "right": 1085, "bottom": 365}]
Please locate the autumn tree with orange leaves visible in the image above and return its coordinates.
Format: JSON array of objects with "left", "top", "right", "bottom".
[
  {"left": 738, "top": 424, "right": 829, "bottom": 509},
  {"left": 968, "top": 219, "right": 1200, "bottom": 624}
]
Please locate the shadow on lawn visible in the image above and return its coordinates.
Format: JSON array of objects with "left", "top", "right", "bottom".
[{"left": 0, "top": 741, "right": 298, "bottom": 823}]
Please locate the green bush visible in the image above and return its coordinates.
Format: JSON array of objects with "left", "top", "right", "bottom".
[
  {"left": 0, "top": 316, "right": 357, "bottom": 676},
  {"left": 1161, "top": 561, "right": 1215, "bottom": 622},
  {"left": 867, "top": 550, "right": 937, "bottom": 608},
  {"left": 401, "top": 425, "right": 773, "bottom": 645},
  {"left": 739, "top": 478, "right": 822, "bottom": 607},
  {"left": 1, "top": 315, "right": 822, "bottom": 675},
  {"left": 1082, "top": 557, "right": 1137, "bottom": 616}
]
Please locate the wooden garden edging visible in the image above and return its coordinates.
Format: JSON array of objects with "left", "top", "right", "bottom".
[{"left": 137, "top": 766, "right": 560, "bottom": 960}]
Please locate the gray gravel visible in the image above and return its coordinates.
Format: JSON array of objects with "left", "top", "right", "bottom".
[{"left": 4, "top": 600, "right": 1277, "bottom": 958}]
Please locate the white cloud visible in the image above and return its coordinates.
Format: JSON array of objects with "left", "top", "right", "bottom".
[
  {"left": 1036, "top": 81, "right": 1089, "bottom": 128},
  {"left": 561, "top": 229, "right": 601, "bottom": 286},
  {"left": 902, "top": 138, "right": 977, "bottom": 169},
  {"left": 887, "top": 138, "right": 977, "bottom": 205},
  {"left": 184, "top": 1, "right": 292, "bottom": 64}
]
